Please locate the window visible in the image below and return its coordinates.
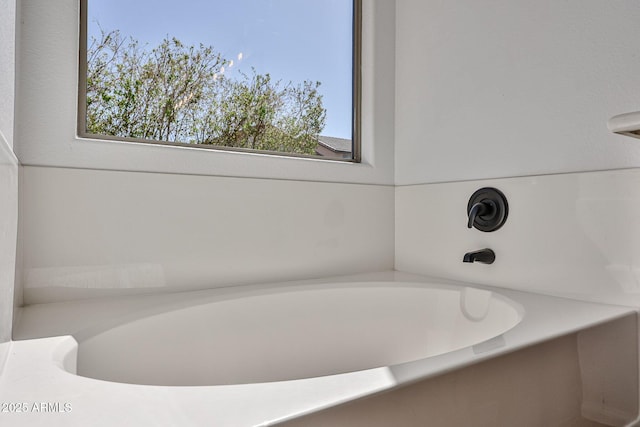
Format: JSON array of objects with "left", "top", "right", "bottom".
[{"left": 79, "top": 0, "right": 361, "bottom": 162}]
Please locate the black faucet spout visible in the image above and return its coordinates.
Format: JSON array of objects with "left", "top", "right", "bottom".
[{"left": 463, "top": 248, "right": 495, "bottom": 264}]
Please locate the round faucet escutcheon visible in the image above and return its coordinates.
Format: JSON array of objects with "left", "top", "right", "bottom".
[{"left": 467, "top": 187, "right": 508, "bottom": 232}]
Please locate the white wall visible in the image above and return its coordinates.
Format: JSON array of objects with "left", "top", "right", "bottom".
[
  {"left": 395, "top": 0, "right": 640, "bottom": 185},
  {"left": 0, "top": 0, "right": 17, "bottom": 371},
  {"left": 396, "top": 169, "right": 640, "bottom": 307},
  {"left": 0, "top": 133, "right": 17, "bottom": 369},
  {"left": 20, "top": 167, "right": 394, "bottom": 304},
  {"left": 394, "top": 0, "right": 640, "bottom": 309},
  {"left": 0, "top": 0, "right": 15, "bottom": 148}
]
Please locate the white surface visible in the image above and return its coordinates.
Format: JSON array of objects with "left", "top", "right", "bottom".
[
  {"left": 395, "top": 0, "right": 640, "bottom": 185},
  {"left": 396, "top": 168, "right": 640, "bottom": 307},
  {"left": 0, "top": 132, "right": 17, "bottom": 357},
  {"left": 74, "top": 283, "right": 521, "bottom": 386},
  {"left": 7, "top": 272, "right": 637, "bottom": 426},
  {"left": 19, "top": 166, "right": 394, "bottom": 304},
  {"left": 0, "top": 0, "right": 15, "bottom": 148},
  {"left": 14, "top": 0, "right": 395, "bottom": 185}
]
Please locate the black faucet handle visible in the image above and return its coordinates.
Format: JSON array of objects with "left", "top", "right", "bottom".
[
  {"left": 467, "top": 201, "right": 488, "bottom": 228},
  {"left": 467, "top": 188, "right": 508, "bottom": 232}
]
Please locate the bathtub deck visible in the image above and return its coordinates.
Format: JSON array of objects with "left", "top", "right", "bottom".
[{"left": 3, "top": 271, "right": 638, "bottom": 426}]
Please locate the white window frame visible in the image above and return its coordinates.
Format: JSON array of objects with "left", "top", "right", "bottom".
[{"left": 15, "top": 0, "right": 395, "bottom": 185}]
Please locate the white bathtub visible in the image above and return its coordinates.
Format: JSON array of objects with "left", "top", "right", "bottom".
[
  {"left": 75, "top": 282, "right": 522, "bottom": 386},
  {"left": 4, "top": 272, "right": 638, "bottom": 426}
]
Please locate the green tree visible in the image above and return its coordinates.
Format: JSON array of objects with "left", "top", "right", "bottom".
[{"left": 86, "top": 28, "right": 326, "bottom": 155}]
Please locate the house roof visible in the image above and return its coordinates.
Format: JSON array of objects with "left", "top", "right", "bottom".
[{"left": 317, "top": 135, "right": 352, "bottom": 153}]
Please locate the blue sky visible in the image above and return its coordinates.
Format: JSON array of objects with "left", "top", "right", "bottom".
[{"left": 88, "top": 0, "right": 353, "bottom": 139}]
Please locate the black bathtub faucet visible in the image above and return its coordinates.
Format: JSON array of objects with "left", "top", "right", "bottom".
[{"left": 463, "top": 248, "right": 495, "bottom": 264}]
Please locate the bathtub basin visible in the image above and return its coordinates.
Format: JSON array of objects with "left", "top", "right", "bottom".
[{"left": 74, "top": 283, "right": 522, "bottom": 386}]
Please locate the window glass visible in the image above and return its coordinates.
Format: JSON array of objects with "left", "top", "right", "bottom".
[{"left": 81, "top": 0, "right": 358, "bottom": 160}]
